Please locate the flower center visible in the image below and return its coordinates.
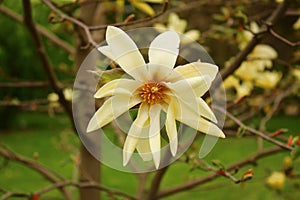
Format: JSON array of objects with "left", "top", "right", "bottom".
[{"left": 140, "top": 82, "right": 168, "bottom": 105}]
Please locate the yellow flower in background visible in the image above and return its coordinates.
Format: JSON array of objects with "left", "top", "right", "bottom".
[
  {"left": 293, "top": 18, "right": 300, "bottom": 30},
  {"left": 266, "top": 171, "right": 286, "bottom": 190},
  {"left": 255, "top": 71, "right": 282, "bottom": 89},
  {"left": 63, "top": 88, "right": 73, "bottom": 101},
  {"left": 292, "top": 68, "right": 300, "bottom": 82},
  {"left": 87, "top": 26, "right": 224, "bottom": 168},
  {"left": 223, "top": 76, "right": 253, "bottom": 98},
  {"left": 47, "top": 92, "right": 60, "bottom": 107},
  {"left": 224, "top": 21, "right": 279, "bottom": 98},
  {"left": 154, "top": 13, "right": 201, "bottom": 44},
  {"left": 117, "top": 0, "right": 164, "bottom": 16}
]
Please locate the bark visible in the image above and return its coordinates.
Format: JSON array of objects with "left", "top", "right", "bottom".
[{"left": 75, "top": 1, "right": 106, "bottom": 200}]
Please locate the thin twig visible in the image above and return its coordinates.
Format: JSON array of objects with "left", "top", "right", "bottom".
[
  {"left": 0, "top": 81, "right": 49, "bottom": 88},
  {"left": 22, "top": 0, "right": 72, "bottom": 120},
  {"left": 216, "top": 107, "right": 294, "bottom": 151},
  {"left": 220, "top": 0, "right": 291, "bottom": 81},
  {"left": 34, "top": 180, "right": 137, "bottom": 200},
  {"left": 0, "top": 5, "right": 74, "bottom": 54},
  {"left": 0, "top": 145, "right": 72, "bottom": 200},
  {"left": 157, "top": 147, "right": 284, "bottom": 198},
  {"left": 89, "top": 0, "right": 169, "bottom": 30}
]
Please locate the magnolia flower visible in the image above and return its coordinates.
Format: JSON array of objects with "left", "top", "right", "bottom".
[
  {"left": 255, "top": 71, "right": 282, "bottom": 89},
  {"left": 116, "top": 0, "right": 164, "bottom": 16},
  {"left": 154, "top": 13, "right": 200, "bottom": 44},
  {"left": 266, "top": 171, "right": 286, "bottom": 190},
  {"left": 223, "top": 76, "right": 252, "bottom": 98},
  {"left": 292, "top": 68, "right": 300, "bottom": 82},
  {"left": 87, "top": 26, "right": 225, "bottom": 168}
]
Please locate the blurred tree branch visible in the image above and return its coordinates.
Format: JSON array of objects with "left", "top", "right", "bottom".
[
  {"left": 157, "top": 147, "right": 285, "bottom": 198},
  {"left": 0, "top": 145, "right": 72, "bottom": 200},
  {"left": 22, "top": 0, "right": 72, "bottom": 120},
  {"left": 0, "top": 4, "right": 74, "bottom": 55}
]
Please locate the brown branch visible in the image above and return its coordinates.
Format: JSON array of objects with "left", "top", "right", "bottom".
[
  {"left": 0, "top": 145, "right": 72, "bottom": 200},
  {"left": 34, "top": 180, "right": 137, "bottom": 200},
  {"left": 89, "top": 0, "right": 169, "bottom": 30},
  {"left": 216, "top": 107, "right": 294, "bottom": 151},
  {"left": 146, "top": 167, "right": 169, "bottom": 200},
  {"left": 0, "top": 5, "right": 74, "bottom": 55},
  {"left": 22, "top": 0, "right": 72, "bottom": 120},
  {"left": 0, "top": 81, "right": 49, "bottom": 88},
  {"left": 269, "top": 28, "right": 300, "bottom": 47},
  {"left": 0, "top": 191, "right": 29, "bottom": 200},
  {"left": 157, "top": 147, "right": 284, "bottom": 198},
  {"left": 0, "top": 99, "right": 48, "bottom": 107},
  {"left": 220, "top": 0, "right": 291, "bottom": 81},
  {"left": 42, "top": 0, "right": 168, "bottom": 48},
  {"left": 42, "top": 0, "right": 98, "bottom": 48}
]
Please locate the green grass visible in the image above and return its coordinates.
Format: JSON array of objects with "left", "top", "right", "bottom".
[{"left": 0, "top": 111, "right": 299, "bottom": 200}]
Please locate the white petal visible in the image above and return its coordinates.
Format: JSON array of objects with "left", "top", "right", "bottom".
[
  {"left": 86, "top": 96, "right": 141, "bottom": 133},
  {"left": 98, "top": 45, "right": 115, "bottom": 61},
  {"left": 147, "top": 63, "right": 173, "bottom": 82},
  {"left": 166, "top": 75, "right": 211, "bottom": 98},
  {"left": 149, "top": 133, "right": 161, "bottom": 169},
  {"left": 173, "top": 98, "right": 225, "bottom": 138},
  {"left": 136, "top": 138, "right": 153, "bottom": 161},
  {"left": 149, "top": 31, "right": 179, "bottom": 69},
  {"left": 94, "top": 79, "right": 141, "bottom": 98},
  {"left": 165, "top": 76, "right": 217, "bottom": 123},
  {"left": 123, "top": 103, "right": 150, "bottom": 165},
  {"left": 168, "top": 62, "right": 219, "bottom": 82},
  {"left": 128, "top": 103, "right": 150, "bottom": 139},
  {"left": 149, "top": 104, "right": 162, "bottom": 169},
  {"left": 165, "top": 100, "right": 178, "bottom": 156},
  {"left": 123, "top": 135, "right": 139, "bottom": 166},
  {"left": 105, "top": 26, "right": 146, "bottom": 81}
]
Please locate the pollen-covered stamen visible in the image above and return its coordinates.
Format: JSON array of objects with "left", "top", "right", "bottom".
[{"left": 140, "top": 82, "right": 168, "bottom": 105}]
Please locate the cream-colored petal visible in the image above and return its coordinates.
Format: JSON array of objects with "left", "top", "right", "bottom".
[
  {"left": 252, "top": 44, "right": 277, "bottom": 60},
  {"left": 136, "top": 137, "right": 153, "bottom": 161},
  {"left": 153, "top": 23, "right": 168, "bottom": 33},
  {"left": 149, "top": 133, "right": 161, "bottom": 169},
  {"left": 105, "top": 26, "right": 146, "bottom": 81},
  {"left": 168, "top": 62, "right": 219, "bottom": 82},
  {"left": 184, "top": 30, "right": 200, "bottom": 41},
  {"left": 166, "top": 75, "right": 211, "bottom": 98},
  {"left": 147, "top": 64, "right": 173, "bottom": 82},
  {"left": 130, "top": 1, "right": 155, "bottom": 16},
  {"left": 94, "top": 79, "right": 141, "bottom": 98},
  {"left": 86, "top": 96, "right": 141, "bottom": 133},
  {"left": 149, "top": 31, "right": 179, "bottom": 69},
  {"left": 168, "top": 13, "right": 187, "bottom": 33},
  {"left": 97, "top": 45, "right": 115, "bottom": 61},
  {"left": 123, "top": 135, "right": 139, "bottom": 166},
  {"left": 149, "top": 104, "right": 162, "bottom": 169},
  {"left": 123, "top": 103, "right": 150, "bottom": 165},
  {"left": 165, "top": 100, "right": 178, "bottom": 156},
  {"left": 128, "top": 103, "right": 149, "bottom": 139},
  {"left": 173, "top": 98, "right": 225, "bottom": 138}
]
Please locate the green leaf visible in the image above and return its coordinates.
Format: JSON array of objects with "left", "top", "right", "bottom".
[{"left": 237, "top": 126, "right": 246, "bottom": 138}]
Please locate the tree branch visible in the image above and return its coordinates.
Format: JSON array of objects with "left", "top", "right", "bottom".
[
  {"left": 0, "top": 4, "right": 74, "bottom": 55},
  {"left": 215, "top": 106, "right": 294, "bottom": 151},
  {"left": 22, "top": 0, "right": 72, "bottom": 120},
  {"left": 220, "top": 0, "right": 291, "bottom": 81},
  {"left": 157, "top": 147, "right": 285, "bottom": 198},
  {"left": 0, "top": 145, "right": 72, "bottom": 200},
  {"left": 35, "top": 180, "right": 137, "bottom": 200}
]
